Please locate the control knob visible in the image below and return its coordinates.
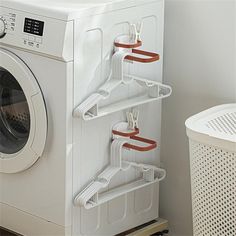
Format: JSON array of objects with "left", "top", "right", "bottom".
[{"left": 0, "top": 17, "right": 7, "bottom": 38}]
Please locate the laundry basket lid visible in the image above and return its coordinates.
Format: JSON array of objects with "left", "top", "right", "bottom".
[{"left": 185, "top": 104, "right": 236, "bottom": 151}]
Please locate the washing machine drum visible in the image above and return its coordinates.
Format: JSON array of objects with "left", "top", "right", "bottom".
[
  {"left": 0, "top": 68, "right": 31, "bottom": 154},
  {"left": 0, "top": 48, "right": 47, "bottom": 173}
]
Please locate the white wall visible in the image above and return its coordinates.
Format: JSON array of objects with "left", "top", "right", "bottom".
[{"left": 160, "top": 1, "right": 236, "bottom": 235}]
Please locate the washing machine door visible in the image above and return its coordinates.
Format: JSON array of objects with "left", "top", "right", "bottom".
[{"left": 0, "top": 48, "right": 47, "bottom": 173}]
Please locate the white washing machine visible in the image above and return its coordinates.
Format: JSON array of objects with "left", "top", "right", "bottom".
[{"left": 0, "top": 0, "right": 168, "bottom": 235}]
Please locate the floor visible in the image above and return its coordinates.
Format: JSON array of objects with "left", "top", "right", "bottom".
[
  {"left": 0, "top": 228, "right": 17, "bottom": 236},
  {"left": 0, "top": 219, "right": 168, "bottom": 236}
]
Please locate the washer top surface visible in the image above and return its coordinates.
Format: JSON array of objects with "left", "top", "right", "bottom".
[{"left": 1, "top": 0, "right": 159, "bottom": 21}]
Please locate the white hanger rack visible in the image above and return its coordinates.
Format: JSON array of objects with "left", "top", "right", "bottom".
[
  {"left": 74, "top": 139, "right": 166, "bottom": 209},
  {"left": 74, "top": 26, "right": 170, "bottom": 209},
  {"left": 74, "top": 121, "right": 166, "bottom": 209},
  {"left": 73, "top": 32, "right": 172, "bottom": 121}
]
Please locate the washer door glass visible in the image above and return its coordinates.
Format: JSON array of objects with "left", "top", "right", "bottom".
[{"left": 0, "top": 68, "right": 30, "bottom": 155}]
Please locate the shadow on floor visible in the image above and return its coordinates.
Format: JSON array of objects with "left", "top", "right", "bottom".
[{"left": 0, "top": 228, "right": 17, "bottom": 236}]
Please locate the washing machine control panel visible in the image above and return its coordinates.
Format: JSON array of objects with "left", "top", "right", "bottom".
[{"left": 0, "top": 7, "right": 73, "bottom": 61}]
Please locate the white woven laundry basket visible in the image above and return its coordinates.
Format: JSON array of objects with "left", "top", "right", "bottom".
[{"left": 185, "top": 104, "right": 236, "bottom": 236}]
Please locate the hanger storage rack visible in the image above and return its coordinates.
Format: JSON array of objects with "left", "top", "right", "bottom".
[
  {"left": 74, "top": 121, "right": 166, "bottom": 209},
  {"left": 74, "top": 24, "right": 172, "bottom": 209},
  {"left": 73, "top": 32, "right": 172, "bottom": 121}
]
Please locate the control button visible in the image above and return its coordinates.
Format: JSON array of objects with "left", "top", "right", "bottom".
[
  {"left": 35, "top": 37, "right": 42, "bottom": 44},
  {"left": 28, "top": 41, "right": 34, "bottom": 47},
  {"left": 9, "top": 13, "right": 16, "bottom": 18},
  {"left": 9, "top": 17, "right": 15, "bottom": 22},
  {"left": 28, "top": 35, "right": 35, "bottom": 42},
  {"left": 0, "top": 17, "right": 7, "bottom": 38}
]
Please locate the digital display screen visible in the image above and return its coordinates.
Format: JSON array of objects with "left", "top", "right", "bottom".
[{"left": 24, "top": 18, "right": 44, "bottom": 36}]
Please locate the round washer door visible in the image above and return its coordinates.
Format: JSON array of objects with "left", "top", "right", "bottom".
[{"left": 0, "top": 48, "right": 47, "bottom": 173}]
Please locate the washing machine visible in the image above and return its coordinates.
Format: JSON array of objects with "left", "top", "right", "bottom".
[{"left": 0, "top": 0, "right": 167, "bottom": 235}]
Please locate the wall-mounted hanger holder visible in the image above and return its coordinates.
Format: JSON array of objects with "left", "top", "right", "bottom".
[
  {"left": 74, "top": 120, "right": 166, "bottom": 209},
  {"left": 112, "top": 122, "right": 157, "bottom": 152},
  {"left": 114, "top": 32, "right": 160, "bottom": 63},
  {"left": 73, "top": 24, "right": 172, "bottom": 121}
]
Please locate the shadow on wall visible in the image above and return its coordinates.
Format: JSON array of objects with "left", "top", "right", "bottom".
[{"left": 160, "top": 0, "right": 236, "bottom": 236}]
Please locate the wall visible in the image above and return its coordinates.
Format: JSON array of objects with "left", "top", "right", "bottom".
[{"left": 160, "top": 1, "right": 236, "bottom": 235}]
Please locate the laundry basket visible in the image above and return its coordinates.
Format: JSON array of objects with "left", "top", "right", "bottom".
[{"left": 185, "top": 104, "right": 236, "bottom": 236}]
